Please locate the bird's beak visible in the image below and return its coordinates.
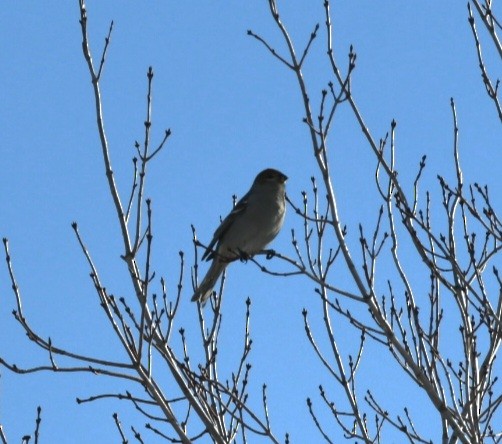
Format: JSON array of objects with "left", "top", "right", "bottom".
[{"left": 280, "top": 174, "right": 288, "bottom": 183}]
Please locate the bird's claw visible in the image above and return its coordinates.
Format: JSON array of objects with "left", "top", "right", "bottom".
[
  {"left": 238, "top": 249, "right": 250, "bottom": 262},
  {"left": 265, "top": 249, "right": 276, "bottom": 260}
]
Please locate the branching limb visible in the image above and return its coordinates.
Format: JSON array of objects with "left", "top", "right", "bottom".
[{"left": 468, "top": 2, "right": 502, "bottom": 122}]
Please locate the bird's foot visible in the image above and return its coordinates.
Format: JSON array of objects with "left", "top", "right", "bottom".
[
  {"left": 264, "top": 249, "right": 276, "bottom": 260},
  {"left": 237, "top": 249, "right": 250, "bottom": 262}
]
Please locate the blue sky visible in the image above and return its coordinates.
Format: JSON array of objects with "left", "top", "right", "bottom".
[{"left": 1, "top": 1, "right": 501, "bottom": 443}]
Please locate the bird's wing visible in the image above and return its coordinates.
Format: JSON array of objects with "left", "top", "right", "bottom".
[{"left": 202, "top": 191, "right": 250, "bottom": 261}]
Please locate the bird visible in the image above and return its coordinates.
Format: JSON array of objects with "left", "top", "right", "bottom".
[{"left": 192, "top": 168, "right": 287, "bottom": 305}]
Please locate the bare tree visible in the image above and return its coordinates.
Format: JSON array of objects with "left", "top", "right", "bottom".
[
  {"left": 1, "top": 2, "right": 281, "bottom": 443},
  {"left": 246, "top": 1, "right": 502, "bottom": 442},
  {"left": 1, "top": 1, "right": 501, "bottom": 443}
]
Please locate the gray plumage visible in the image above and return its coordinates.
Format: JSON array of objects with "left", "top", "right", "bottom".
[{"left": 192, "top": 168, "right": 287, "bottom": 304}]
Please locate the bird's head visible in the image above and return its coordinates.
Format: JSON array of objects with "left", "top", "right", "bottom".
[{"left": 254, "top": 168, "right": 288, "bottom": 186}]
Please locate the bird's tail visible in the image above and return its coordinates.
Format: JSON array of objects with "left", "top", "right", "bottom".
[{"left": 191, "top": 260, "right": 227, "bottom": 305}]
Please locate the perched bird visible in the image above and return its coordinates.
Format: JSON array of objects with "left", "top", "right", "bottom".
[{"left": 192, "top": 168, "right": 288, "bottom": 304}]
